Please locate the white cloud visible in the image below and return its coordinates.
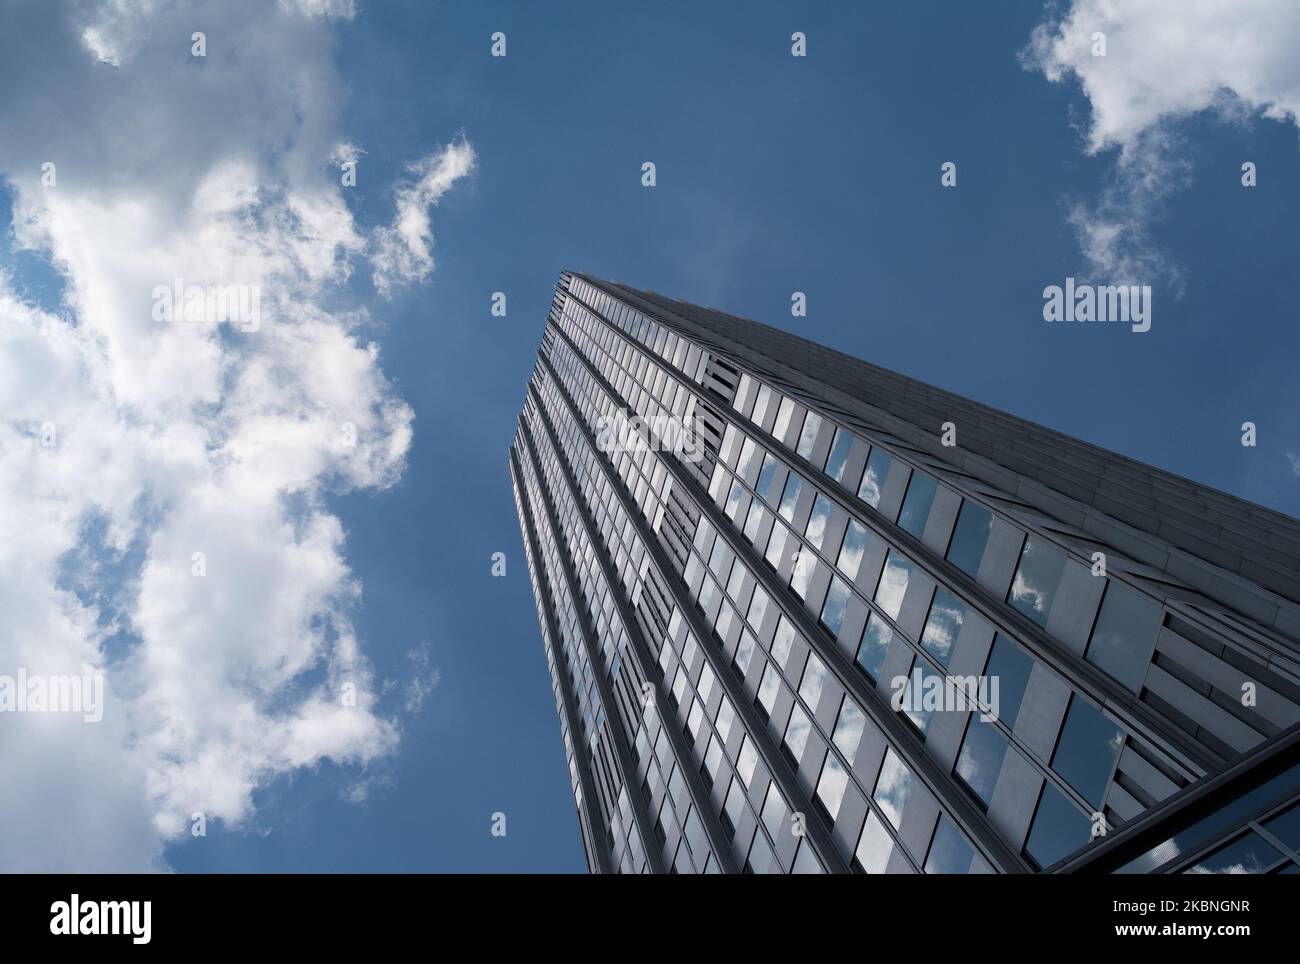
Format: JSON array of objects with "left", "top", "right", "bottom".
[
  {"left": 1023, "top": 0, "right": 1300, "bottom": 283},
  {"left": 371, "top": 139, "right": 477, "bottom": 298},
  {"left": 280, "top": 0, "right": 358, "bottom": 19},
  {"left": 401, "top": 643, "right": 441, "bottom": 714},
  {"left": 1025, "top": 0, "right": 1300, "bottom": 154},
  {"left": 0, "top": 0, "right": 462, "bottom": 869},
  {"left": 1062, "top": 127, "right": 1192, "bottom": 287},
  {"left": 77, "top": 0, "right": 165, "bottom": 67}
]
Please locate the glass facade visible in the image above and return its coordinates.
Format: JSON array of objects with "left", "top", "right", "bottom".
[{"left": 510, "top": 272, "right": 1300, "bottom": 874}]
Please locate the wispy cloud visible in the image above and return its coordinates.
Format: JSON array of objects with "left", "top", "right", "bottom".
[
  {"left": 1061, "top": 126, "right": 1192, "bottom": 290},
  {"left": 371, "top": 139, "right": 477, "bottom": 298},
  {"left": 402, "top": 643, "right": 441, "bottom": 714},
  {"left": 1023, "top": 0, "right": 1300, "bottom": 286}
]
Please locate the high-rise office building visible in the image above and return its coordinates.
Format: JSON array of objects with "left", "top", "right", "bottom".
[{"left": 508, "top": 271, "right": 1300, "bottom": 874}]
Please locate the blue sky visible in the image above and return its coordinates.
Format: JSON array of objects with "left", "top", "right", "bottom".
[{"left": 2, "top": 0, "right": 1298, "bottom": 872}]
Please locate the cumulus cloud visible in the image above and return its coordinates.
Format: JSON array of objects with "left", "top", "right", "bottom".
[
  {"left": 1023, "top": 0, "right": 1300, "bottom": 284},
  {"left": 0, "top": 0, "right": 462, "bottom": 869},
  {"left": 371, "top": 139, "right": 477, "bottom": 298}
]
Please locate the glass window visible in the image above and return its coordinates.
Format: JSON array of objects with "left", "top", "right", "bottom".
[
  {"left": 1184, "top": 831, "right": 1284, "bottom": 875},
  {"left": 715, "top": 605, "right": 735, "bottom": 644},
  {"left": 824, "top": 427, "right": 853, "bottom": 483},
  {"left": 833, "top": 697, "right": 867, "bottom": 765},
  {"left": 737, "top": 736, "right": 759, "bottom": 786},
  {"left": 1024, "top": 782, "right": 1091, "bottom": 871},
  {"left": 778, "top": 473, "right": 803, "bottom": 522},
  {"left": 815, "top": 754, "right": 849, "bottom": 820},
  {"left": 765, "top": 521, "right": 789, "bottom": 570},
  {"left": 708, "top": 461, "right": 727, "bottom": 500},
  {"left": 799, "top": 653, "right": 827, "bottom": 712},
  {"left": 698, "top": 576, "right": 718, "bottom": 615},
  {"left": 703, "top": 735, "right": 724, "bottom": 783},
  {"left": 1051, "top": 696, "right": 1123, "bottom": 808},
  {"left": 1263, "top": 800, "right": 1300, "bottom": 850},
  {"left": 836, "top": 520, "right": 869, "bottom": 580},
  {"left": 1007, "top": 534, "right": 1066, "bottom": 626},
  {"left": 728, "top": 558, "right": 748, "bottom": 602},
  {"left": 874, "top": 550, "right": 912, "bottom": 620},
  {"left": 757, "top": 663, "right": 781, "bottom": 716},
  {"left": 874, "top": 747, "right": 915, "bottom": 830},
  {"left": 722, "top": 776, "right": 747, "bottom": 835},
  {"left": 925, "top": 814, "right": 978, "bottom": 874},
  {"left": 736, "top": 436, "right": 759, "bottom": 480},
  {"left": 773, "top": 397, "right": 796, "bottom": 441},
  {"left": 746, "top": 831, "right": 777, "bottom": 874},
  {"left": 984, "top": 634, "right": 1033, "bottom": 727},
  {"left": 946, "top": 500, "right": 993, "bottom": 576},
  {"left": 746, "top": 586, "right": 769, "bottom": 631},
  {"left": 855, "top": 611, "right": 893, "bottom": 683},
  {"left": 752, "top": 384, "right": 774, "bottom": 426},
  {"left": 645, "top": 761, "right": 663, "bottom": 800},
  {"left": 791, "top": 839, "right": 824, "bottom": 874},
  {"left": 790, "top": 547, "right": 816, "bottom": 600},
  {"left": 672, "top": 668, "right": 688, "bottom": 706},
  {"left": 761, "top": 783, "right": 787, "bottom": 840},
  {"left": 783, "top": 704, "right": 812, "bottom": 762},
  {"left": 698, "top": 662, "right": 716, "bottom": 703},
  {"left": 687, "top": 699, "right": 704, "bottom": 738},
  {"left": 692, "top": 516, "right": 714, "bottom": 554},
  {"left": 733, "top": 631, "right": 756, "bottom": 676},
  {"left": 724, "top": 479, "right": 745, "bottom": 520},
  {"left": 805, "top": 493, "right": 833, "bottom": 549},
  {"left": 683, "top": 635, "right": 700, "bottom": 673},
  {"left": 820, "top": 577, "right": 851, "bottom": 639},
  {"left": 920, "top": 587, "right": 966, "bottom": 668},
  {"left": 797, "top": 411, "right": 823, "bottom": 460},
  {"left": 901, "top": 658, "right": 944, "bottom": 736},
  {"left": 708, "top": 537, "right": 730, "bottom": 578},
  {"left": 715, "top": 696, "right": 735, "bottom": 743},
  {"left": 658, "top": 642, "right": 674, "bottom": 678},
  {"left": 897, "top": 471, "right": 938, "bottom": 538},
  {"left": 756, "top": 453, "right": 779, "bottom": 502},
  {"left": 1086, "top": 582, "right": 1162, "bottom": 692},
  {"left": 1190, "top": 831, "right": 1289, "bottom": 878},
  {"left": 855, "top": 810, "right": 894, "bottom": 874},
  {"left": 771, "top": 616, "right": 796, "bottom": 668},
  {"left": 743, "top": 502, "right": 765, "bottom": 544},
  {"left": 954, "top": 716, "right": 1009, "bottom": 808},
  {"left": 733, "top": 374, "right": 753, "bottom": 412},
  {"left": 858, "top": 447, "right": 892, "bottom": 508},
  {"left": 684, "top": 807, "right": 709, "bottom": 861}
]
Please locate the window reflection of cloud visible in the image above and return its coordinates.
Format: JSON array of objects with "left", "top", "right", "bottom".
[
  {"left": 924, "top": 598, "right": 964, "bottom": 661},
  {"left": 856, "top": 811, "right": 894, "bottom": 874},
  {"left": 860, "top": 469, "right": 882, "bottom": 506},
  {"left": 876, "top": 556, "right": 910, "bottom": 619},
  {"left": 1009, "top": 570, "right": 1049, "bottom": 615},
  {"left": 875, "top": 751, "right": 913, "bottom": 828}
]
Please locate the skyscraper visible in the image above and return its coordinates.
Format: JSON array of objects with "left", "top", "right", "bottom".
[{"left": 508, "top": 271, "right": 1300, "bottom": 874}]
